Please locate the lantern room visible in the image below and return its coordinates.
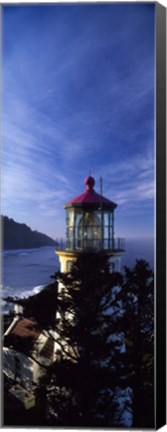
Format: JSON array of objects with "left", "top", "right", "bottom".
[{"left": 64, "top": 176, "right": 125, "bottom": 253}]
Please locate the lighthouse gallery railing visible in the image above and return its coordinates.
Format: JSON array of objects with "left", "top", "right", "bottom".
[{"left": 64, "top": 237, "right": 125, "bottom": 252}]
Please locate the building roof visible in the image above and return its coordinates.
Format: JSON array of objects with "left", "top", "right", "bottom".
[
  {"left": 6, "top": 318, "right": 54, "bottom": 361},
  {"left": 40, "top": 338, "right": 54, "bottom": 360},
  {"left": 65, "top": 176, "right": 117, "bottom": 209},
  {"left": 10, "top": 318, "right": 41, "bottom": 341}
]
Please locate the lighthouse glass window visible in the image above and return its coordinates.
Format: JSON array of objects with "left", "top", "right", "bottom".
[
  {"left": 65, "top": 207, "right": 115, "bottom": 251},
  {"left": 77, "top": 211, "right": 102, "bottom": 250},
  {"left": 66, "top": 208, "right": 75, "bottom": 227},
  {"left": 66, "top": 208, "right": 75, "bottom": 249}
]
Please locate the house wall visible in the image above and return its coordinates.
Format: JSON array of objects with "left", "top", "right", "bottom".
[
  {"left": 32, "top": 356, "right": 51, "bottom": 383},
  {"left": 3, "top": 347, "right": 33, "bottom": 390},
  {"left": 3, "top": 346, "right": 53, "bottom": 391},
  {"left": 108, "top": 255, "right": 122, "bottom": 272},
  {"left": 32, "top": 359, "right": 44, "bottom": 383},
  {"left": 3, "top": 328, "right": 54, "bottom": 393}
]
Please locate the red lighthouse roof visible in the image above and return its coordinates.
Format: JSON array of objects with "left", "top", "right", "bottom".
[{"left": 65, "top": 176, "right": 117, "bottom": 209}]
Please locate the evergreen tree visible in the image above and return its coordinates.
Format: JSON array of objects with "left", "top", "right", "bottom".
[
  {"left": 39, "top": 252, "right": 123, "bottom": 427},
  {"left": 117, "top": 259, "right": 154, "bottom": 428},
  {"left": 4, "top": 256, "right": 154, "bottom": 427}
]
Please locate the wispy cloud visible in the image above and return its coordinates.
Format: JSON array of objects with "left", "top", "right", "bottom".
[{"left": 2, "top": 4, "right": 155, "bottom": 237}]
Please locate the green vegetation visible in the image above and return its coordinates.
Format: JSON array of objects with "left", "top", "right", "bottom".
[
  {"left": 4, "top": 254, "right": 154, "bottom": 428},
  {"left": 117, "top": 259, "right": 154, "bottom": 427},
  {"left": 39, "top": 253, "right": 123, "bottom": 427},
  {"left": 4, "top": 281, "right": 58, "bottom": 328}
]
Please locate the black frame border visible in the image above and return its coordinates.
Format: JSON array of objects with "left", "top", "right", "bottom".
[
  {"left": 0, "top": 2, "right": 166, "bottom": 430},
  {"left": 156, "top": 2, "right": 166, "bottom": 429}
]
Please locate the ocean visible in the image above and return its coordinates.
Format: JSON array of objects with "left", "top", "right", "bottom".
[{"left": 1, "top": 238, "right": 154, "bottom": 311}]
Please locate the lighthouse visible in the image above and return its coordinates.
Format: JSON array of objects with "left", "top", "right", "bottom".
[
  {"left": 56, "top": 176, "right": 125, "bottom": 273},
  {"left": 54, "top": 176, "right": 125, "bottom": 359}
]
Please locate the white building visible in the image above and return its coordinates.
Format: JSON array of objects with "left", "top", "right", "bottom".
[{"left": 3, "top": 316, "right": 54, "bottom": 410}]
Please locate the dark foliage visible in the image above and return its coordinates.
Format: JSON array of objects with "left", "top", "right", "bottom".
[
  {"left": 4, "top": 334, "right": 35, "bottom": 356},
  {"left": 117, "top": 259, "right": 154, "bottom": 428},
  {"left": 4, "top": 282, "right": 58, "bottom": 328},
  {"left": 38, "top": 252, "right": 124, "bottom": 427},
  {"left": 4, "top": 254, "right": 154, "bottom": 428}
]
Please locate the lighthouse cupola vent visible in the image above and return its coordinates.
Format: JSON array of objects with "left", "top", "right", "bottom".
[{"left": 84, "top": 176, "right": 95, "bottom": 189}]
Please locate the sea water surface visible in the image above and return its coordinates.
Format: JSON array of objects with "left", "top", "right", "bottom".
[
  {"left": 1, "top": 246, "right": 59, "bottom": 301},
  {"left": 1, "top": 238, "right": 154, "bottom": 309}
]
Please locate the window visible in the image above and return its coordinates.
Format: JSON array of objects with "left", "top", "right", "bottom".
[
  {"left": 66, "top": 260, "right": 72, "bottom": 272},
  {"left": 77, "top": 212, "right": 101, "bottom": 249}
]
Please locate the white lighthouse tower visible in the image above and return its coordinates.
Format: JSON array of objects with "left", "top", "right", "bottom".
[{"left": 56, "top": 176, "right": 125, "bottom": 273}]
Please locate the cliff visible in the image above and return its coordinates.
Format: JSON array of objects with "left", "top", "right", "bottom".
[{"left": 1, "top": 215, "right": 57, "bottom": 250}]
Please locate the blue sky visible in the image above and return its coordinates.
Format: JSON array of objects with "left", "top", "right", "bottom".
[{"left": 2, "top": 3, "right": 155, "bottom": 240}]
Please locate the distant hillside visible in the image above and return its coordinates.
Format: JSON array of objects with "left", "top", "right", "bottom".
[{"left": 1, "top": 216, "right": 58, "bottom": 250}]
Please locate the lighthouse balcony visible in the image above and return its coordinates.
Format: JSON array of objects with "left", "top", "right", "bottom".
[{"left": 65, "top": 237, "right": 125, "bottom": 253}]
